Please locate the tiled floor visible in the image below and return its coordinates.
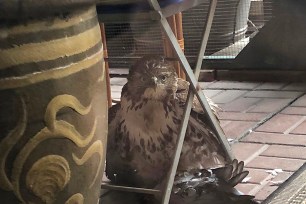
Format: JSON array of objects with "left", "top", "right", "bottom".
[{"left": 109, "top": 79, "right": 306, "bottom": 202}]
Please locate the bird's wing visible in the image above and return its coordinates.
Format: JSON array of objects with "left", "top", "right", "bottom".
[
  {"left": 108, "top": 103, "right": 121, "bottom": 124},
  {"left": 212, "top": 159, "right": 248, "bottom": 187},
  {"left": 176, "top": 78, "right": 221, "bottom": 115},
  {"left": 106, "top": 97, "right": 138, "bottom": 185},
  {"left": 171, "top": 160, "right": 258, "bottom": 204},
  {"left": 182, "top": 113, "right": 227, "bottom": 169},
  {"left": 176, "top": 77, "right": 223, "bottom": 140},
  {"left": 106, "top": 102, "right": 123, "bottom": 179},
  {"left": 175, "top": 78, "right": 227, "bottom": 169}
]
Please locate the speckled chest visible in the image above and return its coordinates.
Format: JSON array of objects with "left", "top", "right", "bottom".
[{"left": 117, "top": 97, "right": 183, "bottom": 163}]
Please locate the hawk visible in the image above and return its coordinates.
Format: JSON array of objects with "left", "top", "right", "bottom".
[{"left": 106, "top": 55, "right": 227, "bottom": 188}]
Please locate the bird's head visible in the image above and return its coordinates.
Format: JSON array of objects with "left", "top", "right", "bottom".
[{"left": 127, "top": 56, "right": 178, "bottom": 101}]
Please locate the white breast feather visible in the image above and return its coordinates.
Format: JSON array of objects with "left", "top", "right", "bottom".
[{"left": 120, "top": 97, "right": 179, "bottom": 147}]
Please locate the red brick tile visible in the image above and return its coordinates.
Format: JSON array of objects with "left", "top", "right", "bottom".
[
  {"left": 254, "top": 172, "right": 293, "bottom": 201},
  {"left": 290, "top": 120, "right": 306, "bottom": 135},
  {"left": 270, "top": 171, "right": 293, "bottom": 185},
  {"left": 232, "top": 143, "right": 267, "bottom": 162},
  {"left": 109, "top": 68, "right": 129, "bottom": 75},
  {"left": 245, "top": 90, "right": 302, "bottom": 99},
  {"left": 261, "top": 145, "right": 306, "bottom": 160},
  {"left": 255, "top": 83, "right": 287, "bottom": 90},
  {"left": 219, "top": 120, "right": 231, "bottom": 128},
  {"left": 256, "top": 114, "right": 304, "bottom": 133},
  {"left": 244, "top": 168, "right": 271, "bottom": 184},
  {"left": 282, "top": 83, "right": 306, "bottom": 91},
  {"left": 111, "top": 85, "right": 124, "bottom": 92},
  {"left": 102, "top": 173, "right": 110, "bottom": 182},
  {"left": 203, "top": 89, "right": 223, "bottom": 98},
  {"left": 223, "top": 121, "right": 256, "bottom": 139},
  {"left": 247, "top": 98, "right": 292, "bottom": 113},
  {"left": 254, "top": 184, "right": 278, "bottom": 201},
  {"left": 207, "top": 81, "right": 260, "bottom": 90},
  {"left": 221, "top": 97, "right": 261, "bottom": 112},
  {"left": 212, "top": 90, "right": 247, "bottom": 104},
  {"left": 110, "top": 77, "right": 127, "bottom": 85},
  {"left": 292, "top": 94, "right": 306, "bottom": 107},
  {"left": 198, "top": 81, "right": 215, "bottom": 89},
  {"left": 217, "top": 112, "right": 267, "bottom": 121},
  {"left": 246, "top": 156, "right": 305, "bottom": 172},
  {"left": 111, "top": 92, "right": 121, "bottom": 100},
  {"left": 281, "top": 106, "right": 306, "bottom": 115},
  {"left": 236, "top": 183, "right": 259, "bottom": 195},
  {"left": 242, "top": 132, "right": 306, "bottom": 146}
]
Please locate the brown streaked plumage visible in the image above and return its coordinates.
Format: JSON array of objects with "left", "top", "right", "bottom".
[{"left": 106, "top": 55, "right": 226, "bottom": 188}]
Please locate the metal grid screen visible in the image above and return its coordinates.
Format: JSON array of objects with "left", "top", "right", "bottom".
[
  {"left": 104, "top": 0, "right": 274, "bottom": 68},
  {"left": 105, "top": 21, "right": 164, "bottom": 68}
]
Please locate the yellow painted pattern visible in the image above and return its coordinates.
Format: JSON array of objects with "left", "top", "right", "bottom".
[
  {"left": 0, "top": 24, "right": 102, "bottom": 70},
  {"left": 0, "top": 6, "right": 105, "bottom": 204},
  {"left": 72, "top": 140, "right": 103, "bottom": 187},
  {"left": 0, "top": 97, "right": 26, "bottom": 191},
  {"left": 44, "top": 94, "right": 92, "bottom": 131},
  {"left": 26, "top": 155, "right": 71, "bottom": 204},
  {"left": 65, "top": 193, "right": 84, "bottom": 204},
  {"left": 10, "top": 95, "right": 97, "bottom": 203},
  {"left": 0, "top": 47, "right": 103, "bottom": 90},
  {"left": 2, "top": 7, "right": 96, "bottom": 36}
]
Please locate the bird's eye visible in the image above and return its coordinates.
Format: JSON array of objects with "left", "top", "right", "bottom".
[
  {"left": 160, "top": 75, "right": 167, "bottom": 82},
  {"left": 141, "top": 77, "right": 146, "bottom": 82}
]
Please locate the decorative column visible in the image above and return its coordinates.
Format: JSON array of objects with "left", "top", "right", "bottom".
[{"left": 0, "top": 5, "right": 107, "bottom": 204}]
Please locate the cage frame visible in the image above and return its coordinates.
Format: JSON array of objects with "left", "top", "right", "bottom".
[{"left": 100, "top": 0, "right": 235, "bottom": 203}]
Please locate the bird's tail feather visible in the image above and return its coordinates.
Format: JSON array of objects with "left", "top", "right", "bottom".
[{"left": 213, "top": 159, "right": 249, "bottom": 187}]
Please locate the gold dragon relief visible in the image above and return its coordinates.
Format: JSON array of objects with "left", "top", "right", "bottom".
[{"left": 0, "top": 94, "right": 105, "bottom": 204}]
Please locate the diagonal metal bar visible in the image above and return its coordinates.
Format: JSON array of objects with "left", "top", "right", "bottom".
[
  {"left": 101, "top": 182, "right": 161, "bottom": 195},
  {"left": 193, "top": 0, "right": 217, "bottom": 79},
  {"left": 161, "top": 85, "right": 193, "bottom": 204},
  {"left": 148, "top": 0, "right": 234, "bottom": 163},
  {"left": 147, "top": 0, "right": 234, "bottom": 203}
]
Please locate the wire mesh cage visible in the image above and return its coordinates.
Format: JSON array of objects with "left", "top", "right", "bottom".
[
  {"left": 105, "top": 21, "right": 164, "bottom": 68},
  {"left": 183, "top": 0, "right": 251, "bottom": 60},
  {"left": 103, "top": 0, "right": 275, "bottom": 68}
]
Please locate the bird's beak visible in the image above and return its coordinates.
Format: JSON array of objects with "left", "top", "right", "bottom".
[
  {"left": 151, "top": 76, "right": 158, "bottom": 90},
  {"left": 152, "top": 76, "right": 158, "bottom": 84}
]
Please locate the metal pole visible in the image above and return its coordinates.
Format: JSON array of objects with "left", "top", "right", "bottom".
[
  {"left": 101, "top": 183, "right": 160, "bottom": 195},
  {"left": 147, "top": 0, "right": 234, "bottom": 203},
  {"left": 148, "top": 0, "right": 234, "bottom": 163}
]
